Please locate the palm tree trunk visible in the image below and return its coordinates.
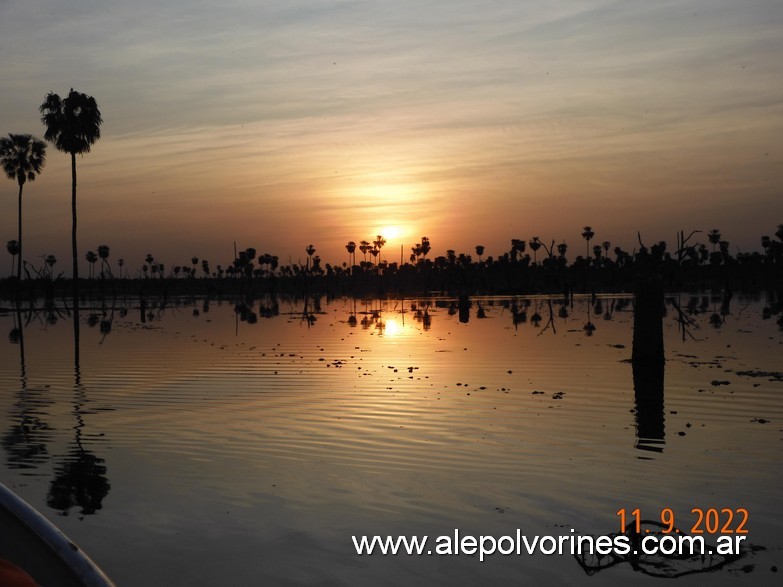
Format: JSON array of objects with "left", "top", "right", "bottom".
[
  {"left": 71, "top": 152, "right": 79, "bottom": 288},
  {"left": 71, "top": 151, "right": 80, "bottom": 354},
  {"left": 17, "top": 182, "right": 23, "bottom": 282}
]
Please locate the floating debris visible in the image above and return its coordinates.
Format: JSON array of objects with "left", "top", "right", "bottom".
[{"left": 736, "top": 370, "right": 783, "bottom": 382}]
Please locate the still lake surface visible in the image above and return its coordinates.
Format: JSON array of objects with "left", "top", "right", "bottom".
[{"left": 1, "top": 293, "right": 781, "bottom": 585}]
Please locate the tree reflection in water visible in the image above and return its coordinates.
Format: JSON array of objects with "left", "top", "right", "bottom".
[
  {"left": 46, "top": 303, "right": 111, "bottom": 517},
  {"left": 2, "top": 308, "right": 51, "bottom": 470},
  {"left": 574, "top": 520, "right": 754, "bottom": 579}
]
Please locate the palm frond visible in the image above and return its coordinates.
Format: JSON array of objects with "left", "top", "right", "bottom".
[
  {"left": 0, "top": 133, "right": 46, "bottom": 185},
  {"left": 40, "top": 89, "right": 102, "bottom": 155}
]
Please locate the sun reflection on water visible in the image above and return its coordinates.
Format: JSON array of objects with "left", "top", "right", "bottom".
[{"left": 380, "top": 317, "right": 402, "bottom": 337}]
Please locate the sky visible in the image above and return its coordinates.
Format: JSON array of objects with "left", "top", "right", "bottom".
[{"left": 1, "top": 0, "right": 782, "bottom": 275}]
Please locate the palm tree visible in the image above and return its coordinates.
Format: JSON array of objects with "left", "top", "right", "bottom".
[
  {"left": 420, "top": 236, "right": 431, "bottom": 259},
  {"left": 0, "top": 133, "right": 47, "bottom": 281},
  {"left": 359, "top": 240, "right": 370, "bottom": 264},
  {"left": 85, "top": 250, "right": 98, "bottom": 279},
  {"left": 510, "top": 239, "right": 526, "bottom": 262},
  {"left": 707, "top": 229, "right": 721, "bottom": 252},
  {"left": 529, "top": 237, "right": 542, "bottom": 265},
  {"left": 97, "top": 244, "right": 111, "bottom": 278},
  {"left": 6, "top": 240, "right": 20, "bottom": 275},
  {"left": 305, "top": 244, "right": 316, "bottom": 271},
  {"left": 475, "top": 245, "right": 485, "bottom": 263},
  {"left": 373, "top": 235, "right": 386, "bottom": 266},
  {"left": 581, "top": 226, "right": 595, "bottom": 259},
  {"left": 40, "top": 89, "right": 102, "bottom": 289},
  {"left": 346, "top": 241, "right": 356, "bottom": 268}
]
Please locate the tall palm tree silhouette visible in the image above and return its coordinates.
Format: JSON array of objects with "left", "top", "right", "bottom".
[
  {"left": 305, "top": 244, "right": 316, "bottom": 271},
  {"left": 475, "top": 245, "right": 485, "bottom": 263},
  {"left": 707, "top": 229, "right": 721, "bottom": 253},
  {"left": 40, "top": 89, "right": 102, "bottom": 291},
  {"left": 420, "top": 236, "right": 431, "bottom": 259},
  {"left": 359, "top": 240, "right": 370, "bottom": 264},
  {"left": 97, "top": 244, "right": 111, "bottom": 278},
  {"left": 0, "top": 133, "right": 46, "bottom": 281},
  {"left": 373, "top": 235, "right": 386, "bottom": 265},
  {"left": 581, "top": 226, "right": 595, "bottom": 260},
  {"left": 346, "top": 241, "right": 356, "bottom": 268},
  {"left": 85, "top": 250, "right": 98, "bottom": 279}
]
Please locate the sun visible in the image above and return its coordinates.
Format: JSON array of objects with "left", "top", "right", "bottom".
[
  {"left": 377, "top": 225, "right": 402, "bottom": 240},
  {"left": 374, "top": 224, "right": 416, "bottom": 244}
]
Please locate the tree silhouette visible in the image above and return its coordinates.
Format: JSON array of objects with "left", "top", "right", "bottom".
[
  {"left": 345, "top": 241, "right": 356, "bottom": 268},
  {"left": 6, "top": 240, "right": 19, "bottom": 276},
  {"left": 97, "top": 244, "right": 111, "bottom": 278},
  {"left": 475, "top": 245, "right": 485, "bottom": 263},
  {"left": 707, "top": 229, "right": 721, "bottom": 253},
  {"left": 40, "top": 89, "right": 102, "bottom": 291},
  {"left": 529, "top": 237, "right": 542, "bottom": 265},
  {"left": 581, "top": 226, "right": 595, "bottom": 260},
  {"left": 373, "top": 235, "right": 386, "bottom": 265},
  {"left": 510, "top": 239, "right": 526, "bottom": 262},
  {"left": 85, "top": 250, "right": 98, "bottom": 279},
  {"left": 305, "top": 244, "right": 316, "bottom": 271},
  {"left": 359, "top": 240, "right": 370, "bottom": 264},
  {"left": 420, "top": 236, "right": 431, "bottom": 259},
  {"left": 0, "top": 133, "right": 46, "bottom": 281}
]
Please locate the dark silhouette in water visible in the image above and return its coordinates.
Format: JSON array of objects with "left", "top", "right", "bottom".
[
  {"left": 632, "top": 274, "right": 666, "bottom": 453},
  {"left": 458, "top": 294, "right": 471, "bottom": 323},
  {"left": 575, "top": 520, "right": 750, "bottom": 578},
  {"left": 632, "top": 359, "right": 665, "bottom": 453},
  {"left": 47, "top": 305, "right": 111, "bottom": 516},
  {"left": 2, "top": 306, "right": 51, "bottom": 469}
]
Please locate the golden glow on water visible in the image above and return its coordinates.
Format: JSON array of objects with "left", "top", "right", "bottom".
[{"left": 379, "top": 317, "right": 402, "bottom": 337}]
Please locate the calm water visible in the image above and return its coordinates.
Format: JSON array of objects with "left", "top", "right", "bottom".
[{"left": 1, "top": 294, "right": 781, "bottom": 586}]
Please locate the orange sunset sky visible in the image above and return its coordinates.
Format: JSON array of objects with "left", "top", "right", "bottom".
[{"left": 1, "top": 0, "right": 782, "bottom": 275}]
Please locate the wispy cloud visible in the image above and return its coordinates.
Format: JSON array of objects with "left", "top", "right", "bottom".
[{"left": 1, "top": 0, "right": 781, "bottom": 267}]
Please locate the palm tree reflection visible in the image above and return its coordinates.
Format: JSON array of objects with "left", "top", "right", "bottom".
[
  {"left": 631, "top": 277, "right": 665, "bottom": 454},
  {"left": 2, "top": 307, "right": 51, "bottom": 470},
  {"left": 47, "top": 305, "right": 110, "bottom": 517}
]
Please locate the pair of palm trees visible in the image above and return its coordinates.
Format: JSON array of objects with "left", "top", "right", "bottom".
[{"left": 1, "top": 89, "right": 101, "bottom": 287}]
